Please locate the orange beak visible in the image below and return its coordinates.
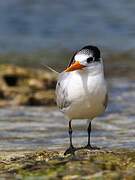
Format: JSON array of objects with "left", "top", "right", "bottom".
[{"left": 65, "top": 61, "right": 86, "bottom": 72}]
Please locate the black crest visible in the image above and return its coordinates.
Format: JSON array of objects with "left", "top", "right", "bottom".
[
  {"left": 79, "top": 45, "right": 101, "bottom": 59},
  {"left": 67, "top": 45, "right": 101, "bottom": 67}
]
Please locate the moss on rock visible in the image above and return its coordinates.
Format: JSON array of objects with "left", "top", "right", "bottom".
[{"left": 0, "top": 149, "right": 134, "bottom": 179}]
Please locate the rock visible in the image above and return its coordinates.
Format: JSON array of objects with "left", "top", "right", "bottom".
[
  {"left": 34, "top": 90, "right": 56, "bottom": 105},
  {"left": 28, "top": 79, "right": 46, "bottom": 90},
  {"left": 0, "top": 149, "right": 134, "bottom": 179},
  {"left": 0, "top": 64, "right": 57, "bottom": 106}
]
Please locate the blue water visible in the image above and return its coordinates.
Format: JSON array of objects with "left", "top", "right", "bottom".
[{"left": 0, "top": 0, "right": 135, "bottom": 52}]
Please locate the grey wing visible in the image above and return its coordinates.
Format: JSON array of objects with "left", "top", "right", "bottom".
[{"left": 56, "top": 73, "right": 72, "bottom": 111}]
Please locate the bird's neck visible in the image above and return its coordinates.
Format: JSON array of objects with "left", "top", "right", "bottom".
[{"left": 81, "top": 63, "right": 104, "bottom": 77}]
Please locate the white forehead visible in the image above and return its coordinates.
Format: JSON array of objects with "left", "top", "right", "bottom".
[{"left": 74, "top": 54, "right": 90, "bottom": 62}]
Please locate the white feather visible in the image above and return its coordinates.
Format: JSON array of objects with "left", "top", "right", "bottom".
[{"left": 41, "top": 63, "right": 59, "bottom": 75}]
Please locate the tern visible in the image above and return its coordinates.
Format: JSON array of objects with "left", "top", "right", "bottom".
[{"left": 55, "top": 45, "right": 108, "bottom": 155}]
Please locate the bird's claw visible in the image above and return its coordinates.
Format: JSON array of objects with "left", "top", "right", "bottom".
[{"left": 64, "top": 146, "right": 76, "bottom": 156}]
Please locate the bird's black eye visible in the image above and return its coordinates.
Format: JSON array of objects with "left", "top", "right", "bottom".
[{"left": 87, "top": 57, "right": 93, "bottom": 63}]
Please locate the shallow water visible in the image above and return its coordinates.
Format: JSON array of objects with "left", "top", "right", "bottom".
[
  {"left": 0, "top": 78, "right": 134, "bottom": 151},
  {"left": 0, "top": 0, "right": 135, "bottom": 52}
]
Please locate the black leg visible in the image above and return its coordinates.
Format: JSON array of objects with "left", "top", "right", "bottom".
[
  {"left": 86, "top": 121, "right": 92, "bottom": 148},
  {"left": 69, "top": 120, "right": 73, "bottom": 147},
  {"left": 85, "top": 121, "right": 100, "bottom": 150},
  {"left": 64, "top": 120, "right": 76, "bottom": 155}
]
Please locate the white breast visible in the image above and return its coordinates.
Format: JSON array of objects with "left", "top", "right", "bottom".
[{"left": 56, "top": 64, "right": 107, "bottom": 120}]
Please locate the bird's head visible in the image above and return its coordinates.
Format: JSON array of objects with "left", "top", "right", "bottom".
[{"left": 65, "top": 45, "right": 101, "bottom": 72}]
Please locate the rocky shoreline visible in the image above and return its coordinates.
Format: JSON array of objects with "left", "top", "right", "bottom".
[
  {"left": 0, "top": 64, "right": 57, "bottom": 107},
  {"left": 0, "top": 149, "right": 134, "bottom": 179},
  {"left": 0, "top": 64, "right": 134, "bottom": 179}
]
